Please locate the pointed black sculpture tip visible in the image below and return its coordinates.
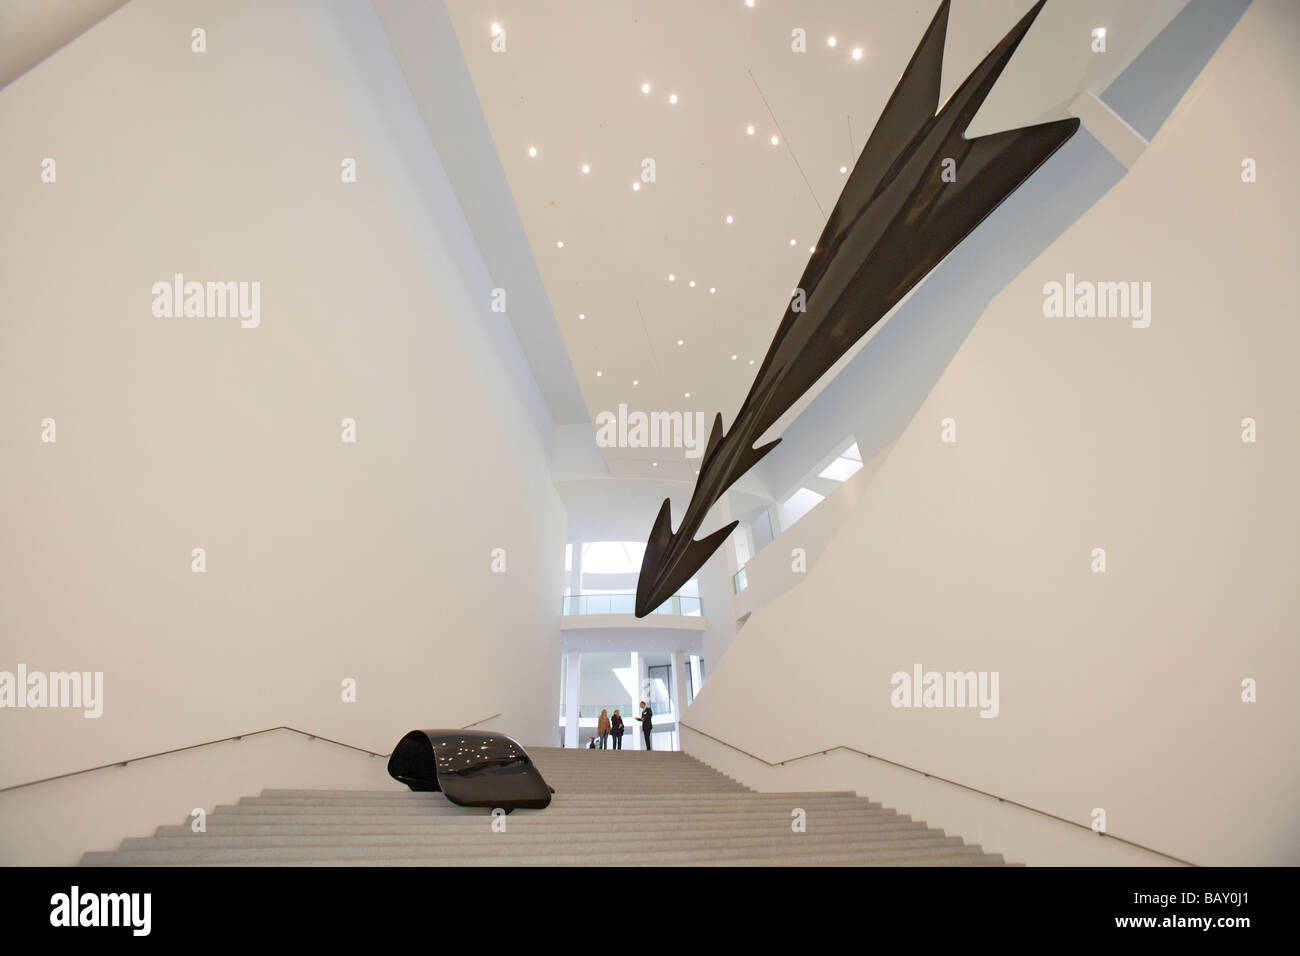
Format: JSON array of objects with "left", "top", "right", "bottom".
[{"left": 633, "top": 0, "right": 1078, "bottom": 616}]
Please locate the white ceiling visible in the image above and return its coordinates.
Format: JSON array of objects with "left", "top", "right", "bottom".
[{"left": 444, "top": 0, "right": 1187, "bottom": 482}]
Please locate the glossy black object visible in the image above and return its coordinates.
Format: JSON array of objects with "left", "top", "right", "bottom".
[
  {"left": 635, "top": 0, "right": 1078, "bottom": 617},
  {"left": 387, "top": 730, "right": 553, "bottom": 811}
]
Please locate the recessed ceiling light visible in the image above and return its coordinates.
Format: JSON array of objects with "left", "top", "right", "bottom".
[
  {"left": 810, "top": 245, "right": 816, "bottom": 253},
  {"left": 709, "top": 287, "right": 716, "bottom": 294},
  {"left": 689, "top": 280, "right": 696, "bottom": 288},
  {"left": 556, "top": 240, "right": 564, "bottom": 248},
  {"left": 1095, "top": 27, "right": 1106, "bottom": 38},
  {"left": 828, "top": 36, "right": 837, "bottom": 47},
  {"left": 668, "top": 273, "right": 676, "bottom": 281},
  {"left": 669, "top": 94, "right": 678, "bottom": 105},
  {"left": 746, "top": 125, "right": 755, "bottom": 136},
  {"left": 490, "top": 23, "right": 502, "bottom": 36},
  {"left": 578, "top": 313, "right": 585, "bottom": 320},
  {"left": 731, "top": 354, "right": 738, "bottom": 361},
  {"left": 790, "top": 239, "right": 797, "bottom": 246},
  {"left": 652, "top": 461, "right": 659, "bottom": 467},
  {"left": 840, "top": 165, "right": 848, "bottom": 174},
  {"left": 632, "top": 182, "right": 640, "bottom": 191},
  {"left": 725, "top": 215, "right": 734, "bottom": 224},
  {"left": 633, "top": 379, "right": 639, "bottom": 385},
  {"left": 677, "top": 339, "right": 684, "bottom": 346},
  {"left": 749, "top": 359, "right": 755, "bottom": 365},
  {"left": 581, "top": 163, "right": 590, "bottom": 174},
  {"left": 596, "top": 370, "right": 602, "bottom": 377},
  {"left": 745, "top": 0, "right": 754, "bottom": 7},
  {"left": 770, "top": 135, "right": 779, "bottom": 145},
  {"left": 528, "top": 146, "right": 537, "bottom": 157},
  {"left": 852, "top": 48, "right": 863, "bottom": 60},
  {"left": 641, "top": 82, "right": 651, "bottom": 94},
  {"left": 684, "top": 392, "right": 691, "bottom": 398}
]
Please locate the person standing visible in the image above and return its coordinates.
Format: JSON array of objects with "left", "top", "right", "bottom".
[
  {"left": 635, "top": 700, "right": 654, "bottom": 750},
  {"left": 597, "top": 708, "right": 611, "bottom": 750},
  {"left": 610, "top": 709, "right": 625, "bottom": 750}
]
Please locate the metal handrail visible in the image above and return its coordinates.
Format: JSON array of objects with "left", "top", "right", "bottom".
[
  {"left": 678, "top": 722, "right": 1196, "bottom": 867},
  {"left": 0, "top": 714, "right": 503, "bottom": 795}
]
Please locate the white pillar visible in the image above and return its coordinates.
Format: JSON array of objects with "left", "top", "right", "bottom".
[
  {"left": 629, "top": 651, "right": 646, "bottom": 749},
  {"left": 563, "top": 651, "right": 581, "bottom": 749},
  {"left": 670, "top": 649, "right": 688, "bottom": 751}
]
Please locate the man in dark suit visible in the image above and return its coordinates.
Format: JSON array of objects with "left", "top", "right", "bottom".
[{"left": 635, "top": 700, "right": 653, "bottom": 750}]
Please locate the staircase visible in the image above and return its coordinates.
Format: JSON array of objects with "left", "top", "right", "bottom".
[{"left": 80, "top": 747, "right": 1010, "bottom": 865}]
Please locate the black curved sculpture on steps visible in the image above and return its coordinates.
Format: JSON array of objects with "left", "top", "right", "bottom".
[
  {"left": 388, "top": 730, "right": 553, "bottom": 812},
  {"left": 634, "top": 0, "right": 1079, "bottom": 617}
]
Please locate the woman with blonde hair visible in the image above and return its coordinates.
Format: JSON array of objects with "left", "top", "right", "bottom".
[
  {"left": 597, "top": 708, "right": 611, "bottom": 750},
  {"left": 610, "top": 709, "right": 625, "bottom": 750}
]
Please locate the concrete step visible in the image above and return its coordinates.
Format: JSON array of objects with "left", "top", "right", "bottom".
[
  {"left": 152, "top": 818, "right": 936, "bottom": 838},
  {"left": 120, "top": 831, "right": 963, "bottom": 853},
  {"left": 83, "top": 841, "right": 998, "bottom": 866}
]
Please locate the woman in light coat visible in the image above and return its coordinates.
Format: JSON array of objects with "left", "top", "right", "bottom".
[{"left": 597, "top": 709, "right": 611, "bottom": 750}]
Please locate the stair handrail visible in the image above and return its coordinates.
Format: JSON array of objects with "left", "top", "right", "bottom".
[
  {"left": 678, "top": 721, "right": 1196, "bottom": 867},
  {"left": 0, "top": 714, "right": 503, "bottom": 795}
]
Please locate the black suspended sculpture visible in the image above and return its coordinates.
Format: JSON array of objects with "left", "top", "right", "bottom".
[
  {"left": 634, "top": 0, "right": 1078, "bottom": 617},
  {"left": 388, "top": 730, "right": 554, "bottom": 812}
]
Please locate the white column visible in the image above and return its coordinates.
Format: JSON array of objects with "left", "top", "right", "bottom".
[
  {"left": 670, "top": 649, "right": 688, "bottom": 750},
  {"left": 563, "top": 651, "right": 581, "bottom": 749},
  {"left": 629, "top": 651, "right": 645, "bottom": 749}
]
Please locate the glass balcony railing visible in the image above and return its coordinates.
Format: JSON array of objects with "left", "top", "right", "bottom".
[
  {"left": 567, "top": 701, "right": 676, "bottom": 720},
  {"left": 561, "top": 593, "right": 703, "bottom": 617}
]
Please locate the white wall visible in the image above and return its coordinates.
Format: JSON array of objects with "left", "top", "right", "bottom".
[
  {"left": 685, "top": 0, "right": 1299, "bottom": 867},
  {"left": 0, "top": 0, "right": 566, "bottom": 862}
]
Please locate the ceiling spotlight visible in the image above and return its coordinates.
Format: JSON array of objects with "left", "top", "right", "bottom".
[
  {"left": 746, "top": 125, "right": 755, "bottom": 136},
  {"left": 632, "top": 182, "right": 640, "bottom": 191},
  {"left": 669, "top": 94, "right": 678, "bottom": 105},
  {"left": 746, "top": 0, "right": 754, "bottom": 7},
  {"left": 828, "top": 37, "right": 837, "bottom": 47},
  {"left": 749, "top": 359, "right": 755, "bottom": 365},
  {"left": 790, "top": 238, "right": 797, "bottom": 246},
  {"left": 652, "top": 461, "right": 659, "bottom": 467},
  {"left": 528, "top": 146, "right": 537, "bottom": 157},
  {"left": 596, "top": 370, "right": 603, "bottom": 377},
  {"left": 490, "top": 23, "right": 502, "bottom": 36},
  {"left": 852, "top": 48, "right": 863, "bottom": 60},
  {"left": 709, "top": 287, "right": 716, "bottom": 294},
  {"left": 840, "top": 165, "right": 848, "bottom": 174},
  {"left": 677, "top": 339, "right": 684, "bottom": 346},
  {"left": 633, "top": 379, "right": 639, "bottom": 385},
  {"left": 641, "top": 82, "right": 651, "bottom": 94},
  {"left": 581, "top": 163, "right": 590, "bottom": 174},
  {"left": 668, "top": 273, "right": 676, "bottom": 281},
  {"left": 578, "top": 313, "right": 585, "bottom": 320},
  {"left": 556, "top": 240, "right": 564, "bottom": 248},
  {"left": 689, "top": 280, "right": 696, "bottom": 288},
  {"left": 731, "top": 354, "right": 738, "bottom": 361},
  {"left": 810, "top": 245, "right": 816, "bottom": 253},
  {"left": 770, "top": 135, "right": 779, "bottom": 145},
  {"left": 725, "top": 215, "right": 734, "bottom": 224},
  {"left": 1095, "top": 27, "right": 1106, "bottom": 38},
  {"left": 684, "top": 392, "right": 691, "bottom": 398}
]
